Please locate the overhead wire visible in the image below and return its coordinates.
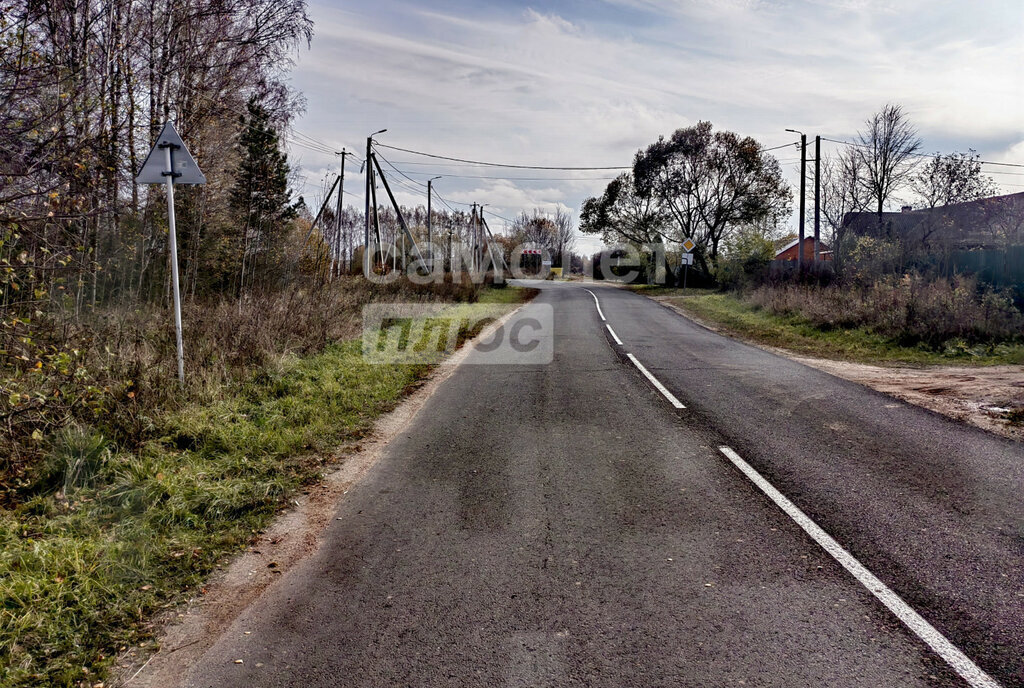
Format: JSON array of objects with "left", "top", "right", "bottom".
[
  {"left": 387, "top": 169, "right": 618, "bottom": 182},
  {"left": 374, "top": 142, "right": 630, "bottom": 171},
  {"left": 820, "top": 136, "right": 1024, "bottom": 169}
]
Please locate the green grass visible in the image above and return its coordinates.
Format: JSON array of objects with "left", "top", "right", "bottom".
[
  {"left": 477, "top": 283, "right": 536, "bottom": 305},
  {"left": 649, "top": 289, "right": 1024, "bottom": 366},
  {"left": 0, "top": 285, "right": 532, "bottom": 687}
]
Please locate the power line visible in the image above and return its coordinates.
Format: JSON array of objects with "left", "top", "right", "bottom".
[
  {"left": 483, "top": 208, "right": 518, "bottom": 225},
  {"left": 820, "top": 137, "right": 1024, "bottom": 169},
  {"left": 374, "top": 150, "right": 429, "bottom": 189},
  {"left": 287, "top": 138, "right": 337, "bottom": 156},
  {"left": 167, "top": 79, "right": 360, "bottom": 159},
  {"left": 374, "top": 142, "right": 630, "bottom": 171},
  {"left": 388, "top": 169, "right": 618, "bottom": 182}
]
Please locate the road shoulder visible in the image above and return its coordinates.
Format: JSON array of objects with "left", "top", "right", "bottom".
[
  {"left": 645, "top": 292, "right": 1023, "bottom": 442},
  {"left": 115, "top": 298, "right": 532, "bottom": 688}
]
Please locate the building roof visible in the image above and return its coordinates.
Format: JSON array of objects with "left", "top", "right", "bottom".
[
  {"left": 841, "top": 191, "right": 1024, "bottom": 249},
  {"left": 774, "top": 236, "right": 830, "bottom": 257}
]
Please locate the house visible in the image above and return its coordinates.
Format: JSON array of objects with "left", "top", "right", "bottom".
[
  {"left": 841, "top": 192, "right": 1024, "bottom": 250},
  {"left": 774, "top": 236, "right": 832, "bottom": 262}
]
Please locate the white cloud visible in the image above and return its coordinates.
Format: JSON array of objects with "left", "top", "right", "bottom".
[{"left": 286, "top": 0, "right": 1024, "bottom": 243}]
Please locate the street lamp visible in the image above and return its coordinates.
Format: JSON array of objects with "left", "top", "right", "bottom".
[{"left": 786, "top": 128, "right": 808, "bottom": 273}]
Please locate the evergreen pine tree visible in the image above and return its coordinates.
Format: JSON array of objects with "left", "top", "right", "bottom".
[{"left": 231, "top": 96, "right": 296, "bottom": 291}]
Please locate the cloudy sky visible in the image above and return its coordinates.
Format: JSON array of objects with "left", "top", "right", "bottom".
[{"left": 283, "top": 0, "right": 1024, "bottom": 252}]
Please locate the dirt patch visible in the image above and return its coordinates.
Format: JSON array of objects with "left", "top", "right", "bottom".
[
  {"left": 113, "top": 304, "right": 527, "bottom": 688},
  {"left": 652, "top": 296, "right": 1024, "bottom": 442},
  {"left": 790, "top": 358, "right": 1024, "bottom": 440}
]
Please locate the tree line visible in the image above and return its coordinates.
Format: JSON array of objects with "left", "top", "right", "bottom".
[
  {"left": 1, "top": 0, "right": 314, "bottom": 318},
  {"left": 580, "top": 105, "right": 1003, "bottom": 282}
]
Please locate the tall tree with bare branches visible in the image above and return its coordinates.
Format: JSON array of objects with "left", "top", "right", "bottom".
[
  {"left": 855, "top": 104, "right": 922, "bottom": 217},
  {"left": 910, "top": 150, "right": 998, "bottom": 209}
]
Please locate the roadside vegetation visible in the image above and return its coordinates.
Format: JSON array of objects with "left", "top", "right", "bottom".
[
  {"left": 638, "top": 282, "right": 1024, "bottom": 366},
  {"left": 2, "top": 4, "right": 549, "bottom": 684},
  {"left": 583, "top": 105, "right": 1024, "bottom": 368},
  {"left": 0, "top": 278, "right": 531, "bottom": 687}
]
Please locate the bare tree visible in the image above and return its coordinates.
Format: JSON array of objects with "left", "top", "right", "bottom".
[
  {"left": 550, "top": 207, "right": 576, "bottom": 260},
  {"left": 855, "top": 104, "right": 922, "bottom": 216},
  {"left": 508, "top": 209, "right": 575, "bottom": 267},
  {"left": 910, "top": 150, "right": 998, "bottom": 209},
  {"left": 0, "top": 0, "right": 314, "bottom": 312},
  {"left": 815, "top": 148, "right": 871, "bottom": 250}
]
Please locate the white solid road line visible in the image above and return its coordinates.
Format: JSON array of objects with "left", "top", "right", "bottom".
[
  {"left": 626, "top": 354, "right": 686, "bottom": 409},
  {"left": 718, "top": 446, "right": 1003, "bottom": 688},
  {"left": 588, "top": 287, "right": 681, "bottom": 410},
  {"left": 583, "top": 289, "right": 606, "bottom": 321}
]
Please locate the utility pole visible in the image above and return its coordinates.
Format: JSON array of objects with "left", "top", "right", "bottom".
[
  {"left": 471, "top": 203, "right": 478, "bottom": 272},
  {"left": 814, "top": 135, "right": 821, "bottom": 265},
  {"left": 479, "top": 204, "right": 488, "bottom": 273},
  {"left": 364, "top": 138, "right": 371, "bottom": 276},
  {"left": 798, "top": 134, "right": 807, "bottom": 274},
  {"left": 364, "top": 130, "right": 387, "bottom": 277},
  {"left": 786, "top": 129, "right": 807, "bottom": 274},
  {"left": 334, "top": 149, "right": 346, "bottom": 279},
  {"left": 427, "top": 176, "right": 442, "bottom": 272}
]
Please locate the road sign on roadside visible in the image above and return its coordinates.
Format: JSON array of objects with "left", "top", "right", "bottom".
[
  {"left": 136, "top": 121, "right": 206, "bottom": 185},
  {"left": 682, "top": 237, "right": 696, "bottom": 252},
  {"left": 680, "top": 253, "right": 694, "bottom": 266},
  {"left": 136, "top": 121, "right": 206, "bottom": 386}
]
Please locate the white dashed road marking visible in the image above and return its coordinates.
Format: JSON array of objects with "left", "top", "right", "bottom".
[{"left": 605, "top": 324, "right": 623, "bottom": 346}]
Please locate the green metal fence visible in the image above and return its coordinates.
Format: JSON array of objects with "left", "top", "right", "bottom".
[{"left": 944, "top": 246, "right": 1024, "bottom": 288}]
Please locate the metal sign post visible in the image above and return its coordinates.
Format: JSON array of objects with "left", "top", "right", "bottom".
[
  {"left": 680, "top": 238, "right": 696, "bottom": 291},
  {"left": 680, "top": 252, "right": 693, "bottom": 289},
  {"left": 136, "top": 121, "right": 206, "bottom": 386}
]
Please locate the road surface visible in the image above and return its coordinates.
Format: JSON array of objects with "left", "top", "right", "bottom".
[{"left": 180, "top": 281, "right": 1024, "bottom": 688}]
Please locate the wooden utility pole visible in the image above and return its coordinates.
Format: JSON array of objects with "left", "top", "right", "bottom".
[
  {"left": 427, "top": 176, "right": 441, "bottom": 272},
  {"left": 814, "top": 135, "right": 821, "bottom": 264},
  {"left": 334, "top": 149, "right": 346, "bottom": 278},
  {"left": 364, "top": 138, "right": 371, "bottom": 276},
  {"left": 798, "top": 133, "right": 807, "bottom": 274}
]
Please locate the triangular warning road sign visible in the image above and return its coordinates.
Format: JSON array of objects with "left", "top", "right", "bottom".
[{"left": 136, "top": 121, "right": 206, "bottom": 185}]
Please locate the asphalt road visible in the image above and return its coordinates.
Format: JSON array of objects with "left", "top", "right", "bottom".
[{"left": 182, "top": 281, "right": 1023, "bottom": 688}]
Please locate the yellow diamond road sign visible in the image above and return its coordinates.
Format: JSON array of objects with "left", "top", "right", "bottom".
[{"left": 682, "top": 238, "right": 696, "bottom": 252}]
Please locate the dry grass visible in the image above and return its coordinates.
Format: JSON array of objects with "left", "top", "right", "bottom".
[
  {"left": 0, "top": 277, "right": 484, "bottom": 503},
  {"left": 0, "top": 277, "right": 528, "bottom": 687},
  {"left": 745, "top": 275, "right": 1024, "bottom": 349}
]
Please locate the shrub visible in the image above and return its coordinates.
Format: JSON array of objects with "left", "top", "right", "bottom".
[
  {"left": 745, "top": 274, "right": 1023, "bottom": 349},
  {"left": 0, "top": 278, "right": 485, "bottom": 504}
]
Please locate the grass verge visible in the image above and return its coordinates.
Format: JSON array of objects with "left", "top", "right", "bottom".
[
  {"left": 634, "top": 287, "right": 1024, "bottom": 366},
  {"left": 0, "top": 285, "right": 533, "bottom": 687}
]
